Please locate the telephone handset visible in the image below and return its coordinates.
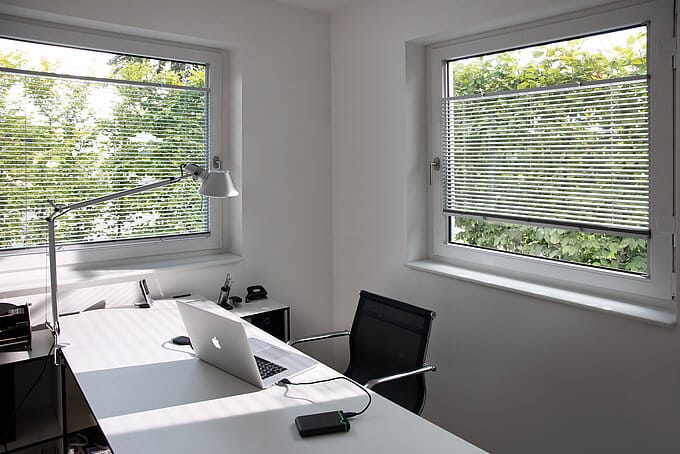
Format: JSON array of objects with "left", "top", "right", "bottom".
[{"left": 246, "top": 285, "right": 268, "bottom": 302}]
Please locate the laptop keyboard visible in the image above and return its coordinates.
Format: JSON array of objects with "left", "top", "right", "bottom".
[{"left": 254, "top": 355, "right": 287, "bottom": 379}]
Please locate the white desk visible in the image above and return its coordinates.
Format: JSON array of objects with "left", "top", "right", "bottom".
[{"left": 58, "top": 298, "right": 487, "bottom": 454}]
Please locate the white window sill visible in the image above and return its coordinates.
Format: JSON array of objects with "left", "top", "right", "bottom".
[
  {"left": 0, "top": 250, "right": 244, "bottom": 298},
  {"left": 406, "top": 260, "right": 676, "bottom": 326}
]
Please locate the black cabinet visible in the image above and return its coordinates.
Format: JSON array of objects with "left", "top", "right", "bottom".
[
  {"left": 0, "top": 365, "right": 16, "bottom": 443},
  {"left": 231, "top": 300, "right": 290, "bottom": 342},
  {"left": 0, "top": 330, "right": 99, "bottom": 454}
]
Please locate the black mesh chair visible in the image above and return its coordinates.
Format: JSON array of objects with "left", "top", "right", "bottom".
[{"left": 288, "top": 290, "right": 436, "bottom": 414}]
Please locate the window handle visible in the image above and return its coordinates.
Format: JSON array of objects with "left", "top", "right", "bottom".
[{"left": 429, "top": 157, "right": 440, "bottom": 186}]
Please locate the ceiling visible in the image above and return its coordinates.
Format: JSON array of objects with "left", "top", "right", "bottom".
[{"left": 272, "top": 0, "right": 358, "bottom": 13}]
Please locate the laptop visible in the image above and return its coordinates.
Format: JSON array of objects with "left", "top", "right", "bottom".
[{"left": 176, "top": 301, "right": 317, "bottom": 388}]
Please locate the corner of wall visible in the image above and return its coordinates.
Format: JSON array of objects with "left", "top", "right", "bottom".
[
  {"left": 225, "top": 48, "right": 244, "bottom": 256},
  {"left": 405, "top": 41, "right": 429, "bottom": 263}
]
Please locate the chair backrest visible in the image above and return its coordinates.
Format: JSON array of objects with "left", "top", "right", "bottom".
[{"left": 344, "top": 290, "right": 435, "bottom": 414}]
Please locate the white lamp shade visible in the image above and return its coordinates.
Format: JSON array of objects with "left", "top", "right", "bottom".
[{"left": 199, "top": 169, "right": 239, "bottom": 198}]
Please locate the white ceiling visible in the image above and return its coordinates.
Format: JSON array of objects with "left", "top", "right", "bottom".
[{"left": 272, "top": 0, "right": 358, "bottom": 13}]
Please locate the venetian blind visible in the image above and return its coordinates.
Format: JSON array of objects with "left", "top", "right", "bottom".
[
  {"left": 0, "top": 65, "right": 209, "bottom": 250},
  {"left": 441, "top": 76, "right": 649, "bottom": 236}
]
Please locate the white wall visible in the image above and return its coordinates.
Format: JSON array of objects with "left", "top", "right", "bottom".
[
  {"left": 0, "top": 0, "right": 333, "bottom": 347},
  {"left": 331, "top": 0, "right": 680, "bottom": 453}
]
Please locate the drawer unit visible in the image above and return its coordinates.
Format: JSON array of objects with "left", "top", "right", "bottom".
[
  {"left": 231, "top": 300, "right": 290, "bottom": 342},
  {"left": 242, "top": 308, "right": 288, "bottom": 342}
]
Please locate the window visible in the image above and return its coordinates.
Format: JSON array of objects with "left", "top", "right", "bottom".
[
  {"left": 428, "top": 0, "right": 674, "bottom": 306},
  {"left": 444, "top": 27, "right": 649, "bottom": 273},
  {"left": 0, "top": 17, "right": 224, "bottom": 266}
]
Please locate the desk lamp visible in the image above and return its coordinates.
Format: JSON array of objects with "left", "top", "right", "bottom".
[{"left": 45, "top": 162, "right": 238, "bottom": 363}]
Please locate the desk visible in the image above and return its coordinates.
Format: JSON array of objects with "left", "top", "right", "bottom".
[{"left": 58, "top": 298, "right": 487, "bottom": 454}]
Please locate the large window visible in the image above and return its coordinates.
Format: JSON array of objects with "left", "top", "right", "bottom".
[
  {"left": 444, "top": 27, "right": 648, "bottom": 274},
  {"left": 428, "top": 0, "right": 674, "bottom": 306},
  {"left": 0, "top": 18, "right": 224, "bottom": 265}
]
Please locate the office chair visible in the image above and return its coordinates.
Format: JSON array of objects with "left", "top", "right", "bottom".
[{"left": 288, "top": 290, "right": 436, "bottom": 414}]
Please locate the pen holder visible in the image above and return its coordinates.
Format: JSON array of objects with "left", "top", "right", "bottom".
[{"left": 217, "top": 286, "right": 232, "bottom": 310}]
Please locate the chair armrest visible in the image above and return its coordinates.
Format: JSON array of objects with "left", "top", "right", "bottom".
[
  {"left": 364, "top": 364, "right": 436, "bottom": 389},
  {"left": 287, "top": 330, "right": 350, "bottom": 346}
]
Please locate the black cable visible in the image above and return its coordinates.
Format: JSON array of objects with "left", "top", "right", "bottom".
[
  {"left": 277, "top": 376, "right": 372, "bottom": 418},
  {"left": 2, "top": 339, "right": 56, "bottom": 452}
]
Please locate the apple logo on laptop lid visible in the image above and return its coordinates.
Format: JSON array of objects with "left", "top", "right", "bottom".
[{"left": 211, "top": 336, "right": 222, "bottom": 350}]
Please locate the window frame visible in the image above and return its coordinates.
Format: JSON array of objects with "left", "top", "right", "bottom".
[
  {"left": 427, "top": 0, "right": 675, "bottom": 308},
  {"left": 0, "top": 15, "right": 226, "bottom": 269}
]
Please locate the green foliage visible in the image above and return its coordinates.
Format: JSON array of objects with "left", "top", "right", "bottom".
[
  {"left": 450, "top": 30, "right": 646, "bottom": 95},
  {"left": 453, "top": 218, "right": 647, "bottom": 273},
  {"left": 449, "top": 28, "right": 648, "bottom": 274},
  {"left": 108, "top": 55, "right": 205, "bottom": 87}
]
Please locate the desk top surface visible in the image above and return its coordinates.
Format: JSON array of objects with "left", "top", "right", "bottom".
[
  {"left": 229, "top": 297, "right": 289, "bottom": 318},
  {"left": 59, "top": 298, "right": 487, "bottom": 454}
]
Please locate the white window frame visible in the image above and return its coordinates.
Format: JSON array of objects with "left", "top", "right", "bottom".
[
  {"left": 427, "top": 0, "right": 675, "bottom": 308},
  {"left": 0, "top": 16, "right": 226, "bottom": 270}
]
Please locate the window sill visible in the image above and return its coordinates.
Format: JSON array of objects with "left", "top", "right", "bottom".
[
  {"left": 406, "top": 260, "right": 676, "bottom": 326},
  {"left": 0, "top": 250, "right": 244, "bottom": 298}
]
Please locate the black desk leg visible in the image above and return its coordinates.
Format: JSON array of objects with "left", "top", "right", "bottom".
[
  {"left": 285, "top": 308, "right": 290, "bottom": 342},
  {"left": 60, "top": 353, "right": 67, "bottom": 454}
]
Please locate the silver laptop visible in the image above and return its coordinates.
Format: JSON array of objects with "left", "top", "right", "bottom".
[{"left": 177, "top": 301, "right": 317, "bottom": 388}]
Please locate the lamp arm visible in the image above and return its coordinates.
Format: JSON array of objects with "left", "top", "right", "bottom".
[
  {"left": 45, "top": 165, "right": 202, "bottom": 363},
  {"left": 48, "top": 174, "right": 192, "bottom": 221}
]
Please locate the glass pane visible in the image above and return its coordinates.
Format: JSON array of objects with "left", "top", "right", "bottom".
[
  {"left": 448, "top": 26, "right": 646, "bottom": 96},
  {"left": 0, "top": 37, "right": 205, "bottom": 87},
  {"left": 0, "top": 39, "right": 208, "bottom": 251},
  {"left": 449, "top": 217, "right": 648, "bottom": 274}
]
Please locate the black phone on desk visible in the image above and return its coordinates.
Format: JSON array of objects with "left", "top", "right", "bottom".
[{"left": 246, "top": 285, "right": 267, "bottom": 302}]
